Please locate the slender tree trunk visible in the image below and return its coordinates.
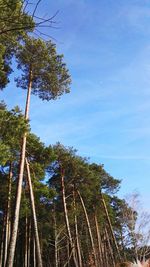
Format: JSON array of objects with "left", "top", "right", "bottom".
[
  {"left": 73, "top": 188, "right": 82, "bottom": 267},
  {"left": 77, "top": 191, "right": 98, "bottom": 267},
  {"left": 7, "top": 221, "right": 11, "bottom": 259},
  {"left": 60, "top": 168, "right": 78, "bottom": 267},
  {"left": 94, "top": 213, "right": 103, "bottom": 267},
  {"left": 27, "top": 221, "right": 31, "bottom": 267},
  {"left": 33, "top": 238, "right": 36, "bottom": 267},
  {"left": 25, "top": 158, "right": 43, "bottom": 267},
  {"left": 103, "top": 235, "right": 109, "bottom": 267},
  {"left": 24, "top": 216, "right": 28, "bottom": 267},
  {"left": 53, "top": 209, "right": 58, "bottom": 267},
  {"left": 57, "top": 244, "right": 60, "bottom": 267},
  {"left": 0, "top": 163, "right": 13, "bottom": 267},
  {"left": 101, "top": 194, "right": 121, "bottom": 261},
  {"left": 66, "top": 239, "right": 70, "bottom": 267},
  {"left": 0, "top": 217, "right": 5, "bottom": 267},
  {"left": 54, "top": 233, "right": 58, "bottom": 267},
  {"left": 105, "top": 227, "right": 116, "bottom": 267},
  {"left": 6, "top": 68, "right": 32, "bottom": 267},
  {"left": 3, "top": 163, "right": 13, "bottom": 267},
  {"left": 0, "top": 243, "right": 3, "bottom": 267},
  {"left": 100, "top": 235, "right": 105, "bottom": 267}
]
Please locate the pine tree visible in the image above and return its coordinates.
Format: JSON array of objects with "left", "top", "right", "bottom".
[{"left": 6, "top": 37, "right": 71, "bottom": 267}]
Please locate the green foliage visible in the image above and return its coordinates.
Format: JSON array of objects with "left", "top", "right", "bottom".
[
  {"left": 0, "top": 142, "right": 11, "bottom": 165},
  {"left": 26, "top": 133, "right": 55, "bottom": 181},
  {"left": 27, "top": 133, "right": 54, "bottom": 166},
  {"left": 16, "top": 37, "right": 71, "bottom": 100},
  {"left": 49, "top": 143, "right": 121, "bottom": 205},
  {"left": 0, "top": 102, "right": 29, "bottom": 163},
  {"left": 89, "top": 163, "right": 121, "bottom": 194},
  {"left": 0, "top": 0, "right": 34, "bottom": 89}
]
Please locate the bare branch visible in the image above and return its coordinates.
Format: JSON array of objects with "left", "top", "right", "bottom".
[
  {"left": 34, "top": 29, "right": 58, "bottom": 42},
  {"left": 32, "top": 0, "right": 42, "bottom": 18}
]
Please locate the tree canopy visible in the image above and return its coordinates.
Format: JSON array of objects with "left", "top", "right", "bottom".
[{"left": 16, "top": 37, "right": 71, "bottom": 101}]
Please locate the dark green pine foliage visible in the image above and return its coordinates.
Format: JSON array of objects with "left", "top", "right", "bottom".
[
  {"left": 47, "top": 143, "right": 126, "bottom": 266},
  {"left": 16, "top": 37, "right": 71, "bottom": 100},
  {"left": 0, "top": 102, "right": 29, "bottom": 165},
  {"left": 0, "top": 0, "right": 34, "bottom": 89},
  {"left": 26, "top": 133, "right": 55, "bottom": 180}
]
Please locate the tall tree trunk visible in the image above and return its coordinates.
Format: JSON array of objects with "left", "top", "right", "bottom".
[
  {"left": 73, "top": 188, "right": 82, "bottom": 267},
  {"left": 105, "top": 227, "right": 116, "bottom": 267},
  {"left": 77, "top": 191, "right": 98, "bottom": 267},
  {"left": 101, "top": 194, "right": 121, "bottom": 261},
  {"left": 0, "top": 216, "right": 5, "bottom": 267},
  {"left": 94, "top": 213, "right": 103, "bottom": 267},
  {"left": 103, "top": 234, "right": 109, "bottom": 267},
  {"left": 6, "top": 68, "right": 32, "bottom": 267},
  {"left": 27, "top": 220, "right": 31, "bottom": 267},
  {"left": 0, "top": 163, "right": 13, "bottom": 267},
  {"left": 24, "top": 216, "right": 28, "bottom": 267},
  {"left": 25, "top": 158, "right": 43, "bottom": 267},
  {"left": 3, "top": 163, "right": 13, "bottom": 267},
  {"left": 60, "top": 168, "right": 78, "bottom": 267},
  {"left": 33, "top": 238, "right": 36, "bottom": 267},
  {"left": 53, "top": 208, "right": 58, "bottom": 267},
  {"left": 66, "top": 239, "right": 70, "bottom": 267},
  {"left": 100, "top": 234, "right": 105, "bottom": 267}
]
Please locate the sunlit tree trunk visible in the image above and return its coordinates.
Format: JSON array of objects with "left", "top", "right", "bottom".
[
  {"left": 3, "top": 163, "right": 12, "bottom": 267},
  {"left": 94, "top": 213, "right": 103, "bottom": 267},
  {"left": 53, "top": 209, "right": 58, "bottom": 267},
  {"left": 24, "top": 216, "right": 28, "bottom": 267},
  {"left": 33, "top": 238, "right": 36, "bottom": 267},
  {"left": 6, "top": 67, "right": 32, "bottom": 267},
  {"left": 105, "top": 227, "right": 115, "bottom": 267},
  {"left": 0, "top": 163, "right": 13, "bottom": 267},
  {"left": 100, "top": 235, "right": 105, "bottom": 267},
  {"left": 103, "top": 234, "right": 109, "bottom": 267},
  {"left": 27, "top": 221, "right": 31, "bottom": 267},
  {"left": 66, "top": 239, "right": 70, "bottom": 267},
  {"left": 77, "top": 190, "right": 98, "bottom": 267},
  {"left": 101, "top": 194, "right": 121, "bottom": 262},
  {"left": 25, "top": 158, "right": 43, "bottom": 267},
  {"left": 60, "top": 168, "right": 78, "bottom": 267},
  {"left": 73, "top": 188, "right": 82, "bottom": 267}
]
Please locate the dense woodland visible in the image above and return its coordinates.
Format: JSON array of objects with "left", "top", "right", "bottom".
[{"left": 0, "top": 1, "right": 150, "bottom": 267}]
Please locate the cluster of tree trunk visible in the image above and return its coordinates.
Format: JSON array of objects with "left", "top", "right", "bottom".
[{"left": 0, "top": 172, "right": 122, "bottom": 267}]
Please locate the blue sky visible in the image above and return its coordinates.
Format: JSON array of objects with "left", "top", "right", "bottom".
[{"left": 1, "top": 0, "right": 150, "bottom": 209}]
